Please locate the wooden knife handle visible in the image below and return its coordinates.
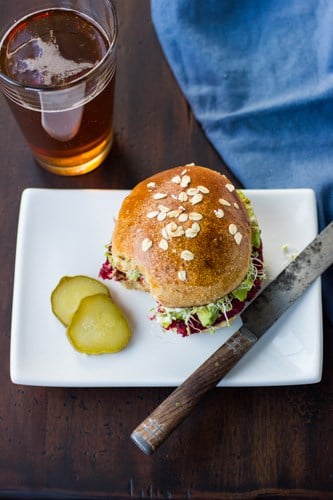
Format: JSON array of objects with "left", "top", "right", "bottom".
[{"left": 131, "top": 326, "right": 257, "bottom": 454}]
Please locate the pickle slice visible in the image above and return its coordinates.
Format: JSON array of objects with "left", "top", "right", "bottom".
[
  {"left": 51, "top": 275, "right": 110, "bottom": 326},
  {"left": 67, "top": 294, "right": 131, "bottom": 354}
]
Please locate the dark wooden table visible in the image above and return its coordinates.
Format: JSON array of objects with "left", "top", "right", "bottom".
[{"left": 1, "top": 1, "right": 333, "bottom": 498}]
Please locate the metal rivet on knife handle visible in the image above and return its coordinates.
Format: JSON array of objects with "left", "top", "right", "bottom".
[
  {"left": 131, "top": 220, "right": 333, "bottom": 455},
  {"left": 130, "top": 326, "right": 257, "bottom": 455}
]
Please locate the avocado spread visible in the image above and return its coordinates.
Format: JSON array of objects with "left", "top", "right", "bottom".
[{"left": 154, "top": 191, "right": 264, "bottom": 332}]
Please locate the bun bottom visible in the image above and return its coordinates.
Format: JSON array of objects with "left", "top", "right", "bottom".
[
  {"left": 157, "top": 311, "right": 237, "bottom": 337},
  {"left": 153, "top": 259, "right": 264, "bottom": 337}
]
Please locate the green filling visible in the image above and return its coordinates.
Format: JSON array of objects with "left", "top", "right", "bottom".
[
  {"left": 155, "top": 191, "right": 264, "bottom": 331},
  {"left": 237, "top": 191, "right": 261, "bottom": 249},
  {"left": 126, "top": 269, "right": 142, "bottom": 281},
  {"left": 155, "top": 256, "right": 261, "bottom": 331},
  {"left": 196, "top": 305, "right": 220, "bottom": 327},
  {"left": 106, "top": 250, "right": 114, "bottom": 266},
  {"left": 105, "top": 251, "right": 143, "bottom": 282},
  {"left": 106, "top": 191, "right": 264, "bottom": 332}
]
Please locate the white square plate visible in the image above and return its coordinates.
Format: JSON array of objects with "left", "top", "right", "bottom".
[{"left": 10, "top": 188, "right": 322, "bottom": 387}]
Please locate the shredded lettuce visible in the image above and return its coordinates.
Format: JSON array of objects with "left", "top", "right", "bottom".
[{"left": 232, "top": 257, "right": 260, "bottom": 301}]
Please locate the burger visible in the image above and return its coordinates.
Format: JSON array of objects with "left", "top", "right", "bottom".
[{"left": 99, "top": 165, "right": 265, "bottom": 336}]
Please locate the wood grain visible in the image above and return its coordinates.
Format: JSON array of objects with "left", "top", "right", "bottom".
[
  {"left": 0, "top": 0, "right": 333, "bottom": 498},
  {"left": 131, "top": 327, "right": 257, "bottom": 454}
]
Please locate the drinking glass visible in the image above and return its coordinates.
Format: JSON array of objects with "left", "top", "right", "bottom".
[{"left": 0, "top": 0, "right": 118, "bottom": 175}]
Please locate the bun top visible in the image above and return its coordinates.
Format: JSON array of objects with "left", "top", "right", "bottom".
[{"left": 112, "top": 165, "right": 252, "bottom": 307}]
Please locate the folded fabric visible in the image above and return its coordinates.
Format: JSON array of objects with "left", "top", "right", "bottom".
[{"left": 151, "top": 0, "right": 333, "bottom": 323}]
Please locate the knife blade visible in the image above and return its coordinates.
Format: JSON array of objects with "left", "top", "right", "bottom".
[{"left": 131, "top": 221, "right": 333, "bottom": 455}]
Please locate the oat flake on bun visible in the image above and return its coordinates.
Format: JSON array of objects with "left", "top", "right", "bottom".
[{"left": 100, "top": 165, "right": 265, "bottom": 336}]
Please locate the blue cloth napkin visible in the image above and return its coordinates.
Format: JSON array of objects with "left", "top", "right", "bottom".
[{"left": 151, "top": 0, "right": 333, "bottom": 323}]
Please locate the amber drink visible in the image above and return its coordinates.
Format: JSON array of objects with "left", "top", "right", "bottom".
[{"left": 0, "top": 1, "right": 117, "bottom": 175}]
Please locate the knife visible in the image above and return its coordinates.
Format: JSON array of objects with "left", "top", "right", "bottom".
[{"left": 131, "top": 220, "right": 333, "bottom": 455}]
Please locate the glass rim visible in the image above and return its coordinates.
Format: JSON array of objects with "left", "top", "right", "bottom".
[{"left": 0, "top": 0, "right": 118, "bottom": 94}]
